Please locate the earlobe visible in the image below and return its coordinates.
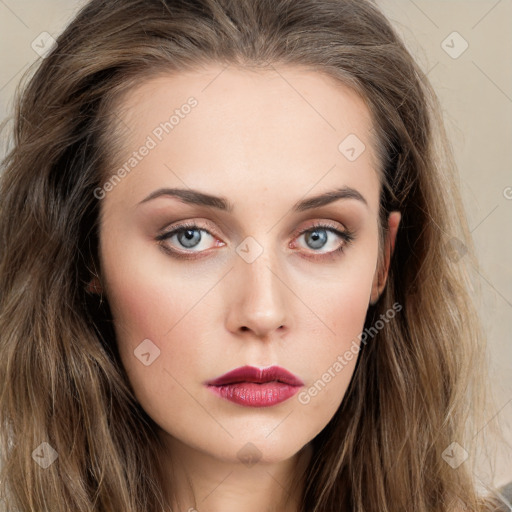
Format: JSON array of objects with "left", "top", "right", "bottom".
[{"left": 370, "top": 211, "right": 401, "bottom": 305}]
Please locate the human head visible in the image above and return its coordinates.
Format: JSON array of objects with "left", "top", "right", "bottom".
[{"left": 0, "top": 1, "right": 496, "bottom": 511}]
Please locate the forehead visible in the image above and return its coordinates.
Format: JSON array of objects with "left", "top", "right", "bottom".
[{"left": 103, "top": 64, "right": 382, "bottom": 213}]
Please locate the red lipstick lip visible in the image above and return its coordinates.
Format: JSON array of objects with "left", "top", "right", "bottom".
[{"left": 206, "top": 365, "right": 303, "bottom": 387}]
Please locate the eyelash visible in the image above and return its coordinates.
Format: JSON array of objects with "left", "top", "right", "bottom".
[{"left": 156, "top": 220, "right": 355, "bottom": 261}]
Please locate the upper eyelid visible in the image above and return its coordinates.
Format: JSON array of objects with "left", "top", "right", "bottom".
[
  {"left": 161, "top": 219, "right": 346, "bottom": 235},
  {"left": 158, "top": 220, "right": 218, "bottom": 238},
  {"left": 159, "top": 221, "right": 350, "bottom": 246}
]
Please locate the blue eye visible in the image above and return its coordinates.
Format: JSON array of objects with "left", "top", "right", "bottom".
[
  {"left": 156, "top": 223, "right": 217, "bottom": 255},
  {"left": 156, "top": 221, "right": 355, "bottom": 261},
  {"left": 305, "top": 229, "right": 328, "bottom": 249},
  {"left": 171, "top": 227, "right": 203, "bottom": 249},
  {"left": 295, "top": 223, "right": 355, "bottom": 261}
]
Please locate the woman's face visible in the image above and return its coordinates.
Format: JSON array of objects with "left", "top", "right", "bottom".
[{"left": 96, "top": 65, "right": 399, "bottom": 464}]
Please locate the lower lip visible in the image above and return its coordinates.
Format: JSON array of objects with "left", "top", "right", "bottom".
[{"left": 207, "top": 382, "right": 301, "bottom": 407}]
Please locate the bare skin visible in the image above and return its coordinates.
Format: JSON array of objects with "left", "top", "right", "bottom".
[{"left": 91, "top": 64, "right": 400, "bottom": 512}]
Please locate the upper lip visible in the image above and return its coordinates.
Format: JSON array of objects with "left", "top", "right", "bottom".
[{"left": 206, "top": 365, "right": 304, "bottom": 386}]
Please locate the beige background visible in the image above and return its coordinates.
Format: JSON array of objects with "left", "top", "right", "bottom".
[{"left": 0, "top": 0, "right": 511, "bottom": 491}]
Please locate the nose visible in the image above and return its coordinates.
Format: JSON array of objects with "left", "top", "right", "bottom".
[{"left": 224, "top": 249, "right": 290, "bottom": 339}]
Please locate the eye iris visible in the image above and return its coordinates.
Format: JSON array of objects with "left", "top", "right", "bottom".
[
  {"left": 178, "top": 228, "right": 201, "bottom": 248},
  {"left": 305, "top": 229, "right": 327, "bottom": 250}
]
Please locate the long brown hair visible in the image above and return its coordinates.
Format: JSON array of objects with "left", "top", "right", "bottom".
[{"left": 0, "top": 0, "right": 504, "bottom": 510}]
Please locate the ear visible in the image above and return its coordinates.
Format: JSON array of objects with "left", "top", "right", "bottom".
[
  {"left": 370, "top": 211, "right": 401, "bottom": 305},
  {"left": 86, "top": 275, "right": 103, "bottom": 295}
]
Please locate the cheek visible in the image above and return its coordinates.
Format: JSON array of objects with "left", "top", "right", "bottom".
[
  {"left": 328, "top": 280, "right": 372, "bottom": 334},
  {"left": 98, "top": 236, "right": 210, "bottom": 401},
  {"left": 100, "top": 221, "right": 209, "bottom": 346},
  {"left": 291, "top": 247, "right": 377, "bottom": 418},
  {"left": 295, "top": 281, "right": 372, "bottom": 412},
  {"left": 297, "top": 249, "right": 376, "bottom": 354}
]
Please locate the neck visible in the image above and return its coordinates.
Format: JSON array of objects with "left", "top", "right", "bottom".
[{"left": 157, "top": 433, "right": 313, "bottom": 512}]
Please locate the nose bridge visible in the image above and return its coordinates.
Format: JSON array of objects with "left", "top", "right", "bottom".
[{"left": 226, "top": 236, "right": 289, "bottom": 337}]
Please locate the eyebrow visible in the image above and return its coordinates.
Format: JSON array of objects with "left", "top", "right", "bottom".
[{"left": 138, "top": 186, "right": 368, "bottom": 212}]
